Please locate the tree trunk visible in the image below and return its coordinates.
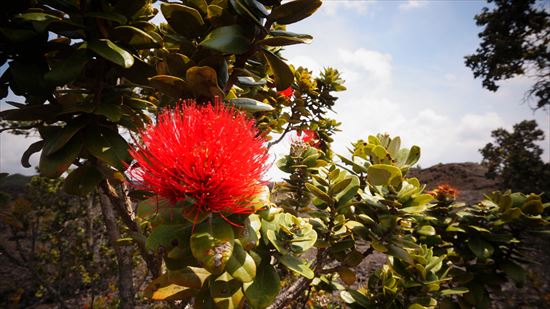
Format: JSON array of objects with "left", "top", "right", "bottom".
[{"left": 99, "top": 188, "right": 135, "bottom": 309}]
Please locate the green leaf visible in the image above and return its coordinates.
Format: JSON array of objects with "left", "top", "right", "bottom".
[
  {"left": 137, "top": 197, "right": 190, "bottom": 225},
  {"left": 165, "top": 53, "right": 193, "bottom": 78},
  {"left": 112, "top": 26, "right": 159, "bottom": 49},
  {"left": 39, "top": 137, "right": 82, "bottom": 178},
  {"left": 43, "top": 122, "right": 86, "bottom": 156},
  {"left": 261, "top": 49, "right": 293, "bottom": 91},
  {"left": 501, "top": 207, "right": 522, "bottom": 221},
  {"left": 21, "top": 141, "right": 44, "bottom": 168},
  {"left": 229, "top": 98, "right": 274, "bottom": 112},
  {"left": 17, "top": 12, "right": 61, "bottom": 22},
  {"left": 122, "top": 57, "right": 156, "bottom": 85},
  {"left": 230, "top": 0, "right": 265, "bottom": 26},
  {"left": 368, "top": 164, "right": 403, "bottom": 187},
  {"left": 186, "top": 66, "right": 224, "bottom": 98},
  {"left": 237, "top": 215, "right": 261, "bottom": 250},
  {"left": 9, "top": 60, "right": 51, "bottom": 96},
  {"left": 345, "top": 220, "right": 367, "bottom": 237},
  {"left": 467, "top": 238, "right": 494, "bottom": 259},
  {"left": 387, "top": 244, "right": 413, "bottom": 264},
  {"left": 88, "top": 39, "right": 134, "bottom": 68},
  {"left": 387, "top": 136, "right": 401, "bottom": 158},
  {"left": 190, "top": 220, "right": 235, "bottom": 274},
  {"left": 0, "top": 27, "right": 37, "bottom": 43},
  {"left": 336, "top": 175, "right": 360, "bottom": 207},
  {"left": 305, "top": 183, "right": 333, "bottom": 206},
  {"left": 408, "top": 304, "right": 428, "bottom": 309},
  {"left": 63, "top": 164, "right": 104, "bottom": 196},
  {"left": 149, "top": 75, "right": 192, "bottom": 98},
  {"left": 84, "top": 126, "right": 130, "bottom": 171},
  {"left": 169, "top": 266, "right": 211, "bottom": 289},
  {"left": 161, "top": 3, "right": 205, "bottom": 39},
  {"left": 521, "top": 198, "right": 544, "bottom": 215},
  {"left": 405, "top": 145, "right": 421, "bottom": 166},
  {"left": 44, "top": 50, "right": 89, "bottom": 85},
  {"left": 331, "top": 178, "right": 352, "bottom": 195},
  {"left": 200, "top": 25, "right": 251, "bottom": 54},
  {"left": 144, "top": 271, "right": 199, "bottom": 301},
  {"left": 412, "top": 194, "right": 434, "bottom": 206},
  {"left": 440, "top": 287, "right": 469, "bottom": 296},
  {"left": 225, "top": 243, "right": 256, "bottom": 283},
  {"left": 278, "top": 255, "right": 314, "bottom": 279},
  {"left": 207, "top": 4, "right": 224, "bottom": 19},
  {"left": 146, "top": 283, "right": 194, "bottom": 301},
  {"left": 243, "top": 260, "right": 280, "bottom": 309},
  {"left": 417, "top": 225, "right": 436, "bottom": 236},
  {"left": 399, "top": 205, "right": 427, "bottom": 214},
  {"left": 268, "top": 0, "right": 322, "bottom": 25},
  {"left": 210, "top": 272, "right": 245, "bottom": 308},
  {"left": 94, "top": 101, "right": 123, "bottom": 122},
  {"left": 347, "top": 289, "right": 372, "bottom": 307},
  {"left": 187, "top": 0, "right": 208, "bottom": 13},
  {"left": 86, "top": 11, "right": 127, "bottom": 24},
  {"left": 258, "top": 35, "right": 312, "bottom": 46},
  {"left": 146, "top": 224, "right": 191, "bottom": 252},
  {"left": 114, "top": 0, "right": 149, "bottom": 17},
  {"left": 501, "top": 261, "right": 527, "bottom": 283}
]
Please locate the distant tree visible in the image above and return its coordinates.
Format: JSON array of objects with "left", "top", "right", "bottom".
[
  {"left": 465, "top": 0, "right": 550, "bottom": 109},
  {"left": 480, "top": 120, "right": 550, "bottom": 198}
]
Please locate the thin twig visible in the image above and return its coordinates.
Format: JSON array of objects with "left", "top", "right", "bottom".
[{"left": 267, "top": 124, "right": 293, "bottom": 150}]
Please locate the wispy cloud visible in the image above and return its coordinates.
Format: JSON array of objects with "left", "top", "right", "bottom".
[
  {"left": 399, "top": 0, "right": 428, "bottom": 11},
  {"left": 321, "top": 0, "right": 374, "bottom": 16},
  {"left": 338, "top": 48, "right": 393, "bottom": 90}
]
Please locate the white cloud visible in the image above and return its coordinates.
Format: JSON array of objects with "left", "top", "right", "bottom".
[
  {"left": 399, "top": 0, "right": 428, "bottom": 11},
  {"left": 321, "top": 0, "right": 373, "bottom": 16},
  {"left": 338, "top": 48, "right": 393, "bottom": 91},
  {"left": 287, "top": 55, "right": 323, "bottom": 75}
]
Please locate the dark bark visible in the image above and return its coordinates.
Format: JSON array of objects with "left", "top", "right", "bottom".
[{"left": 98, "top": 187, "right": 135, "bottom": 309}]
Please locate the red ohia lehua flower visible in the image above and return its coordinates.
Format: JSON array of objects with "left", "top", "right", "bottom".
[
  {"left": 279, "top": 86, "right": 294, "bottom": 98},
  {"left": 292, "top": 129, "right": 320, "bottom": 148},
  {"left": 128, "top": 99, "right": 269, "bottom": 223}
]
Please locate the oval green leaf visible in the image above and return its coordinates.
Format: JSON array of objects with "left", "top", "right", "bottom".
[{"left": 88, "top": 39, "right": 134, "bottom": 68}]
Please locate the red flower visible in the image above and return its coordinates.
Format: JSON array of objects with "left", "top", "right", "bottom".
[
  {"left": 279, "top": 87, "right": 294, "bottom": 98},
  {"left": 429, "top": 184, "right": 459, "bottom": 204},
  {"left": 292, "top": 129, "right": 319, "bottom": 148},
  {"left": 128, "top": 99, "right": 269, "bottom": 221}
]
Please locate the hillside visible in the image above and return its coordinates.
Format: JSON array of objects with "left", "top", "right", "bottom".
[{"left": 409, "top": 162, "right": 500, "bottom": 203}]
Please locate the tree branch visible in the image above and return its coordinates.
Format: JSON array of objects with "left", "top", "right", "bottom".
[{"left": 99, "top": 179, "right": 162, "bottom": 277}]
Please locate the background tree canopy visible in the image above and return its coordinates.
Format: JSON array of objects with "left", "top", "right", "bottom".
[
  {"left": 480, "top": 119, "right": 550, "bottom": 200},
  {"left": 465, "top": 0, "right": 550, "bottom": 109}
]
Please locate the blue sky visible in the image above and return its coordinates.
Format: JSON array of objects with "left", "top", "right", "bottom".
[
  {"left": 270, "top": 0, "right": 549, "bottom": 178},
  {"left": 1, "top": 0, "right": 549, "bottom": 177}
]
